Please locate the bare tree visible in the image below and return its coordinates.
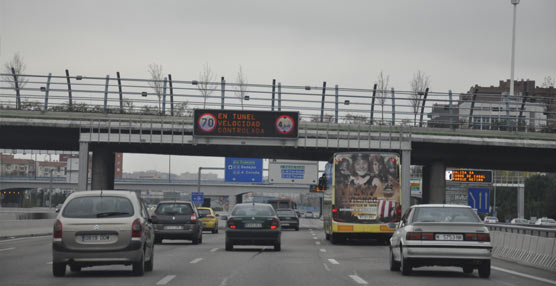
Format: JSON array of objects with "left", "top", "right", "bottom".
[
  {"left": 3, "top": 53, "right": 28, "bottom": 91},
  {"left": 376, "top": 71, "right": 390, "bottom": 124},
  {"left": 147, "top": 63, "right": 164, "bottom": 113},
  {"left": 235, "top": 66, "right": 248, "bottom": 110},
  {"left": 198, "top": 63, "right": 217, "bottom": 109},
  {"left": 409, "top": 70, "right": 431, "bottom": 126},
  {"left": 542, "top": 76, "right": 555, "bottom": 88}
]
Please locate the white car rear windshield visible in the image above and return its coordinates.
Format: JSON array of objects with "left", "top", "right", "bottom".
[
  {"left": 63, "top": 196, "right": 134, "bottom": 218},
  {"left": 412, "top": 207, "right": 481, "bottom": 223}
]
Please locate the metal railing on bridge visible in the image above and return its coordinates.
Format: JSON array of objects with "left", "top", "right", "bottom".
[{"left": 2, "top": 72, "right": 556, "bottom": 133}]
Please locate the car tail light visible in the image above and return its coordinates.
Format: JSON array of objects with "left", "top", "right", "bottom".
[
  {"left": 421, "top": 232, "right": 434, "bottom": 240},
  {"left": 227, "top": 218, "right": 237, "bottom": 229},
  {"left": 406, "top": 232, "right": 422, "bottom": 240},
  {"left": 477, "top": 233, "right": 490, "bottom": 242},
  {"left": 270, "top": 218, "right": 279, "bottom": 230},
  {"left": 53, "top": 220, "right": 63, "bottom": 239},
  {"left": 191, "top": 213, "right": 197, "bottom": 222},
  {"left": 152, "top": 212, "right": 157, "bottom": 217},
  {"left": 332, "top": 208, "right": 338, "bottom": 213},
  {"left": 464, "top": 233, "right": 477, "bottom": 241},
  {"left": 132, "top": 218, "right": 142, "bottom": 238}
]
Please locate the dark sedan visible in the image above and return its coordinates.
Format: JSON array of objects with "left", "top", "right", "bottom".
[
  {"left": 151, "top": 201, "right": 203, "bottom": 244},
  {"left": 225, "top": 203, "right": 281, "bottom": 251},
  {"left": 276, "top": 209, "right": 299, "bottom": 231}
]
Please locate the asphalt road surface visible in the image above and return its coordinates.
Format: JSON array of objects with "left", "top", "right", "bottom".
[{"left": 0, "top": 219, "right": 554, "bottom": 286}]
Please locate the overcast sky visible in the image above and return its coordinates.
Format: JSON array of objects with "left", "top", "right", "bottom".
[{"left": 1, "top": 0, "right": 555, "bottom": 175}]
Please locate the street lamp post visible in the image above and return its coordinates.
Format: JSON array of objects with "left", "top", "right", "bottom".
[{"left": 509, "top": 0, "right": 520, "bottom": 97}]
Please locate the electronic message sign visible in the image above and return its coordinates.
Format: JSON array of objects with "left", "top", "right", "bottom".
[
  {"left": 445, "top": 169, "right": 493, "bottom": 183},
  {"left": 194, "top": 110, "right": 298, "bottom": 138}
]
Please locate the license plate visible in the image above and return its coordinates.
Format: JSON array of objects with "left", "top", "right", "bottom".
[
  {"left": 81, "top": 234, "right": 110, "bottom": 242},
  {"left": 358, "top": 215, "right": 375, "bottom": 220},
  {"left": 165, "top": 225, "right": 183, "bottom": 230},
  {"left": 282, "top": 223, "right": 290, "bottom": 226},
  {"left": 244, "top": 223, "right": 262, "bottom": 228},
  {"left": 435, "top": 234, "right": 463, "bottom": 241},
  {"left": 359, "top": 207, "right": 377, "bottom": 213}
]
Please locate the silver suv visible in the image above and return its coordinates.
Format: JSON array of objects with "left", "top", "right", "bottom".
[{"left": 52, "top": 190, "right": 154, "bottom": 277}]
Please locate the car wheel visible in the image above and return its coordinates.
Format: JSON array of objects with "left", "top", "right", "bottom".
[
  {"left": 463, "top": 266, "right": 473, "bottom": 274},
  {"left": 69, "top": 265, "right": 81, "bottom": 272},
  {"left": 199, "top": 234, "right": 203, "bottom": 244},
  {"left": 478, "top": 260, "right": 491, "bottom": 278},
  {"left": 325, "top": 233, "right": 330, "bottom": 240},
  {"left": 145, "top": 247, "right": 154, "bottom": 272},
  {"left": 295, "top": 226, "right": 299, "bottom": 231},
  {"left": 212, "top": 228, "right": 217, "bottom": 234},
  {"left": 389, "top": 247, "right": 400, "bottom": 271},
  {"left": 274, "top": 241, "right": 281, "bottom": 251},
  {"left": 52, "top": 262, "right": 66, "bottom": 277},
  {"left": 225, "top": 240, "right": 233, "bottom": 251},
  {"left": 132, "top": 252, "right": 145, "bottom": 276},
  {"left": 400, "top": 247, "right": 412, "bottom": 276},
  {"left": 192, "top": 234, "right": 200, "bottom": 245}
]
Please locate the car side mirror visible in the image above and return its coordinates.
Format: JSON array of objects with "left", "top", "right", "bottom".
[
  {"left": 215, "top": 214, "right": 219, "bottom": 217},
  {"left": 55, "top": 209, "right": 60, "bottom": 213}
]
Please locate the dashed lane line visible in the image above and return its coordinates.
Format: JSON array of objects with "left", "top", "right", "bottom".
[
  {"left": 323, "top": 263, "right": 331, "bottom": 272},
  {"left": 0, "top": 247, "right": 15, "bottom": 252},
  {"left": 210, "top": 248, "right": 218, "bottom": 252},
  {"left": 328, "top": 259, "right": 339, "bottom": 265},
  {"left": 190, "top": 258, "right": 203, "bottom": 264},
  {"left": 320, "top": 248, "right": 326, "bottom": 253},
  {"left": 492, "top": 266, "right": 556, "bottom": 285},
  {"left": 156, "top": 275, "right": 176, "bottom": 285},
  {"left": 315, "top": 241, "right": 321, "bottom": 245},
  {"left": 349, "top": 274, "right": 368, "bottom": 285}
]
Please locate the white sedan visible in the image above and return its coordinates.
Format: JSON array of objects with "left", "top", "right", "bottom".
[{"left": 389, "top": 204, "right": 492, "bottom": 278}]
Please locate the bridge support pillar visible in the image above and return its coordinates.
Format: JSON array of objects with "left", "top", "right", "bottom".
[
  {"left": 401, "top": 150, "right": 411, "bottom": 214},
  {"left": 78, "top": 142, "right": 89, "bottom": 191},
  {"left": 518, "top": 186, "right": 524, "bottom": 218},
  {"left": 422, "top": 161, "right": 446, "bottom": 204},
  {"left": 91, "top": 147, "right": 115, "bottom": 190}
]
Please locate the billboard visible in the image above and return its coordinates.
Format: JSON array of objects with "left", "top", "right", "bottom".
[
  {"left": 445, "top": 169, "right": 493, "bottom": 183},
  {"left": 193, "top": 110, "right": 298, "bottom": 138},
  {"left": 268, "top": 159, "right": 318, "bottom": 184}
]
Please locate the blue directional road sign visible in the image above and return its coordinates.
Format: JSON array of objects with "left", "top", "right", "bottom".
[
  {"left": 191, "top": 192, "right": 204, "bottom": 205},
  {"left": 225, "top": 157, "right": 263, "bottom": 183},
  {"left": 468, "top": 188, "right": 490, "bottom": 213}
]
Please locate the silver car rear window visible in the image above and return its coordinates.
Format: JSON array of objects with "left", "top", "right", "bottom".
[
  {"left": 62, "top": 196, "right": 134, "bottom": 218},
  {"left": 412, "top": 207, "right": 481, "bottom": 223},
  {"left": 156, "top": 203, "right": 193, "bottom": 215}
]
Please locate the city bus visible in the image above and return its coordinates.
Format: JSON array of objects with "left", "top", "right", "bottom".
[{"left": 322, "top": 152, "right": 402, "bottom": 244}]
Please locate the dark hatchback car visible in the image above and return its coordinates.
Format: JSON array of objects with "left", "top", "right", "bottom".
[
  {"left": 275, "top": 209, "right": 299, "bottom": 231},
  {"left": 151, "top": 201, "right": 203, "bottom": 244},
  {"left": 225, "top": 203, "right": 281, "bottom": 251}
]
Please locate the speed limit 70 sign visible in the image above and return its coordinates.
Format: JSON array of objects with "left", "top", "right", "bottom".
[{"left": 197, "top": 113, "right": 217, "bottom": 133}]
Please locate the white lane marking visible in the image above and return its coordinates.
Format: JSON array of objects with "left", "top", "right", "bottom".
[
  {"left": 0, "top": 236, "right": 48, "bottom": 243},
  {"left": 328, "top": 258, "right": 339, "bottom": 265},
  {"left": 315, "top": 241, "right": 321, "bottom": 245},
  {"left": 492, "top": 266, "right": 556, "bottom": 285},
  {"left": 0, "top": 247, "right": 15, "bottom": 252},
  {"left": 46, "top": 261, "right": 53, "bottom": 265},
  {"left": 320, "top": 248, "right": 326, "bottom": 253},
  {"left": 190, "top": 258, "right": 203, "bottom": 264},
  {"left": 156, "top": 275, "right": 176, "bottom": 285},
  {"left": 349, "top": 275, "right": 368, "bottom": 285},
  {"left": 323, "top": 263, "right": 331, "bottom": 272},
  {"left": 210, "top": 248, "right": 218, "bottom": 252},
  {"left": 313, "top": 237, "right": 318, "bottom": 240}
]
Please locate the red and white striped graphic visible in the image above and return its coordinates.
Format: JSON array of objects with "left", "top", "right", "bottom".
[{"left": 377, "top": 200, "right": 396, "bottom": 218}]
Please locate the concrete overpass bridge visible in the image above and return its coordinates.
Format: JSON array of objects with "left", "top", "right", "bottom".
[{"left": 2, "top": 73, "right": 556, "bottom": 215}]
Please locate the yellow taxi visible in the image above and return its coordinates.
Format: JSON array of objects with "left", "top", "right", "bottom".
[{"left": 198, "top": 207, "right": 219, "bottom": 233}]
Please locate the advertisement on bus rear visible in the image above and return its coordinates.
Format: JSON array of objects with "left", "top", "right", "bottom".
[{"left": 334, "top": 152, "right": 400, "bottom": 223}]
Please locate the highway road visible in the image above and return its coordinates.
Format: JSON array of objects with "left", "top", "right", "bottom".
[{"left": 0, "top": 219, "right": 554, "bottom": 286}]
